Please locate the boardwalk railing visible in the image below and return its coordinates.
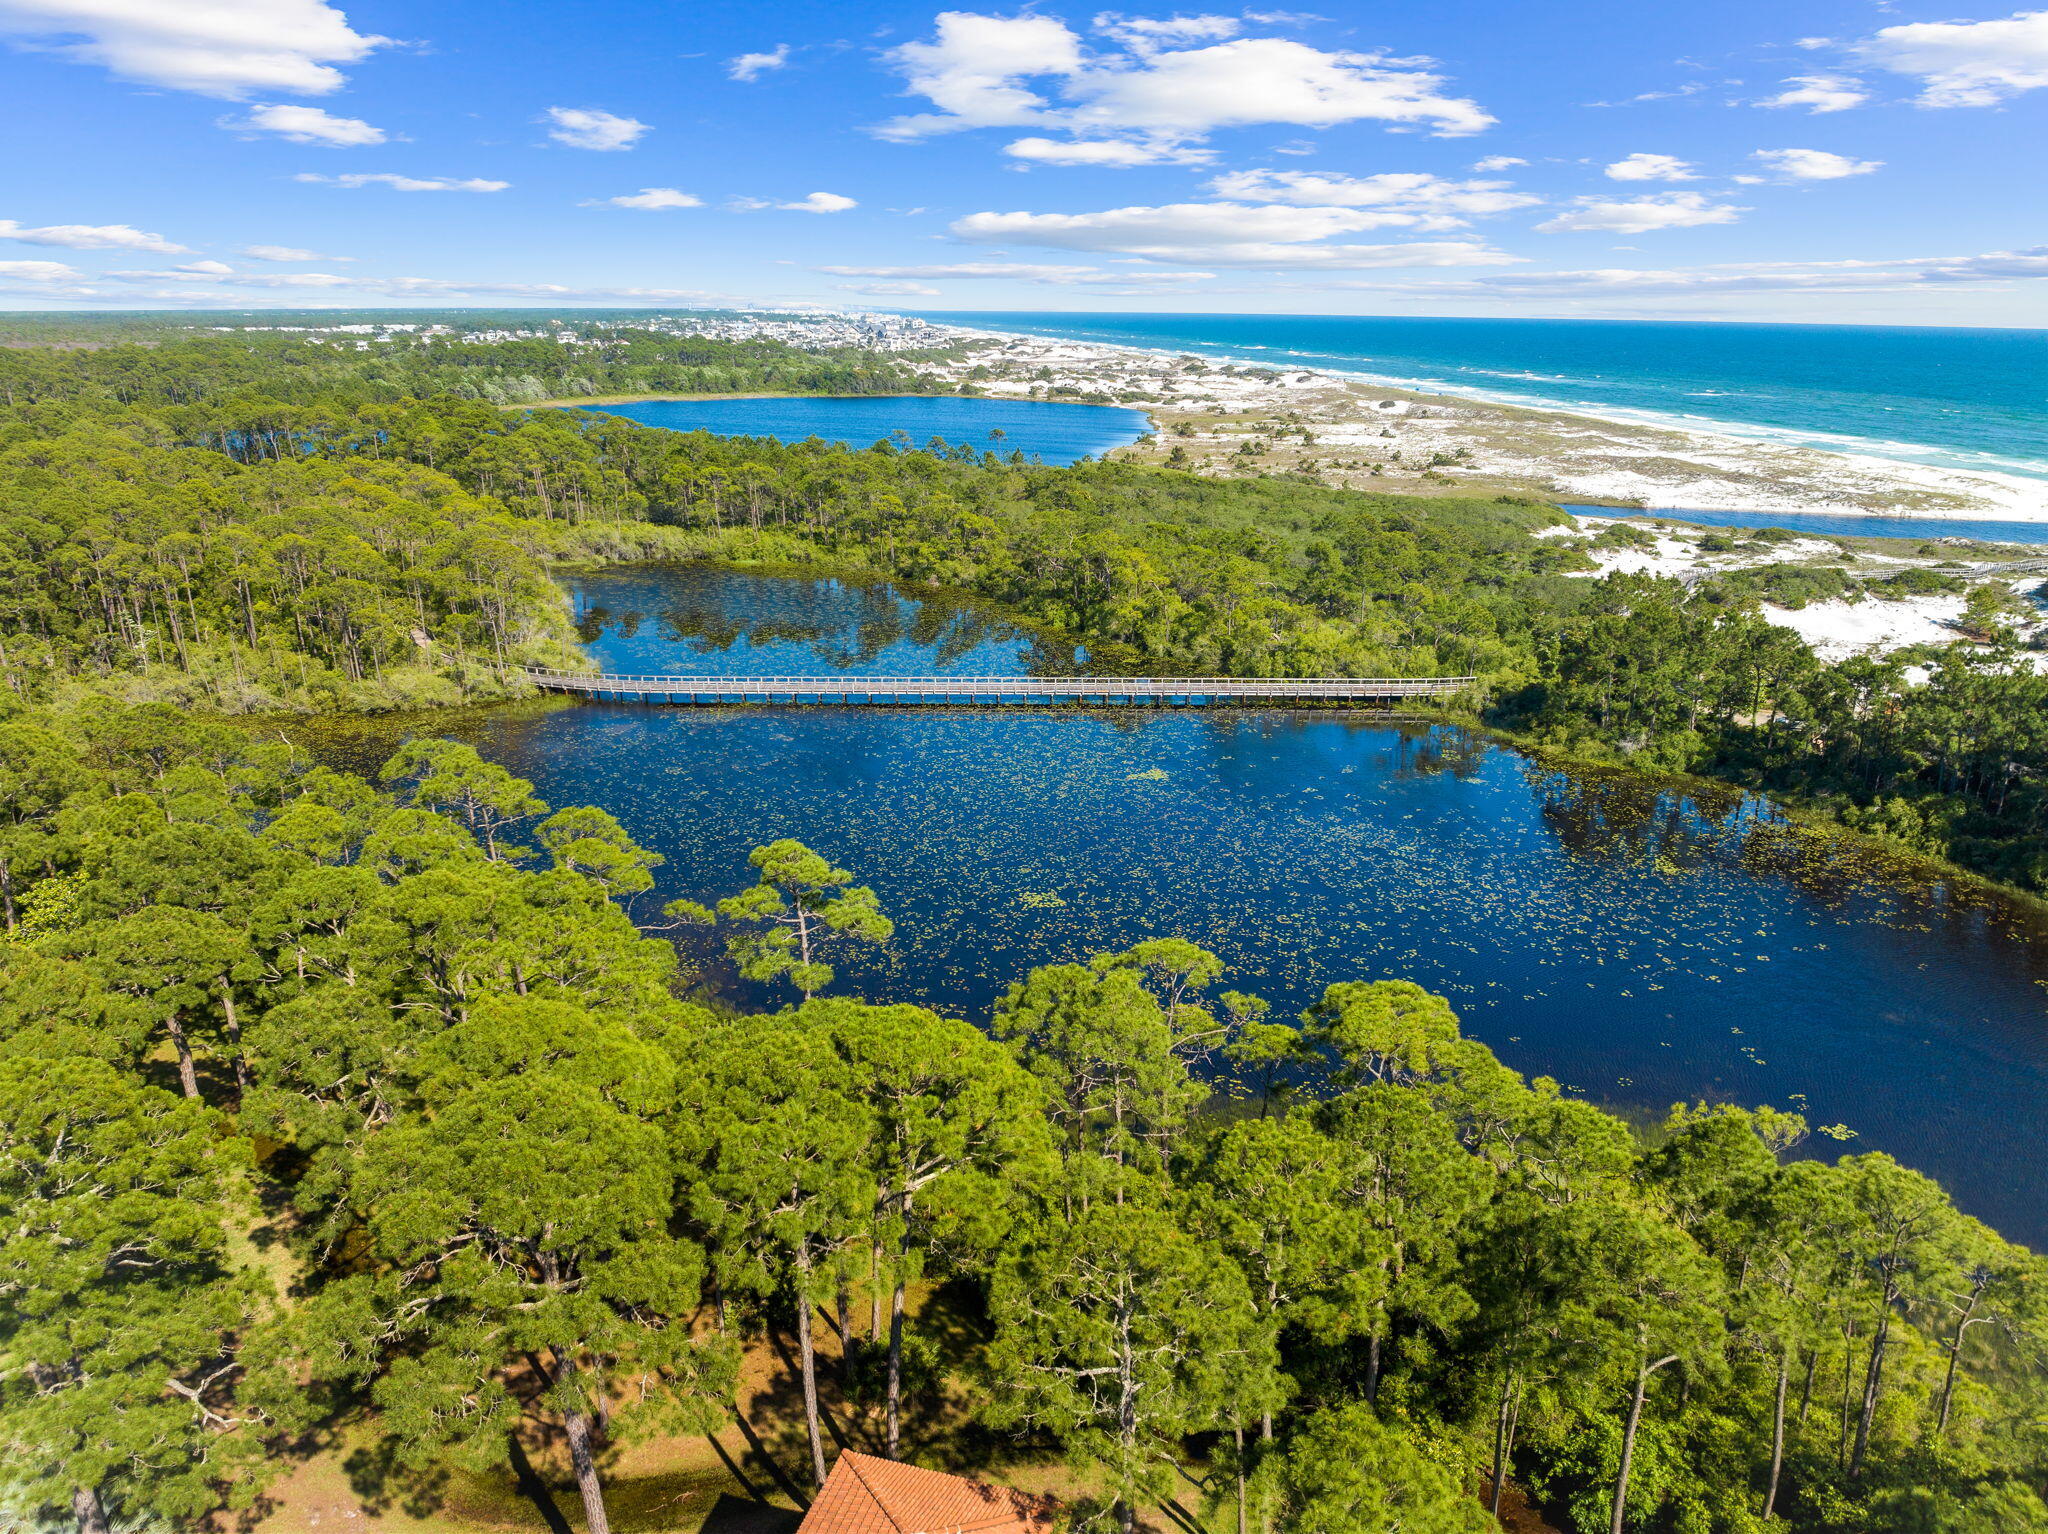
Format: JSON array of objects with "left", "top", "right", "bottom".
[{"left": 522, "top": 669, "right": 1475, "bottom": 705}]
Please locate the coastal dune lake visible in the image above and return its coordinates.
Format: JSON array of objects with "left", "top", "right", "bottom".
[
  {"left": 576, "top": 392, "right": 2048, "bottom": 544},
  {"left": 322, "top": 568, "right": 2048, "bottom": 1246},
  {"left": 578, "top": 394, "right": 1151, "bottom": 465}
]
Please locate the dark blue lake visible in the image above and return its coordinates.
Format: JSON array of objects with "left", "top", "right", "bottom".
[
  {"left": 313, "top": 568, "right": 2048, "bottom": 1247},
  {"left": 575, "top": 395, "right": 1151, "bottom": 465}
]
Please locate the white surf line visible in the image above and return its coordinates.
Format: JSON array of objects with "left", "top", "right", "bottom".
[{"left": 918, "top": 320, "right": 2048, "bottom": 524}]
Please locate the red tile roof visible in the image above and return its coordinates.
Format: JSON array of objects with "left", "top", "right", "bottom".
[{"left": 797, "top": 1451, "right": 1059, "bottom": 1534}]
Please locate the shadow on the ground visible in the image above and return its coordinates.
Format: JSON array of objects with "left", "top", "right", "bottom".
[
  {"left": 700, "top": 1493, "right": 805, "bottom": 1534},
  {"left": 506, "top": 1437, "right": 576, "bottom": 1534}
]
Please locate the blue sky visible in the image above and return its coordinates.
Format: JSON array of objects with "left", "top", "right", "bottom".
[{"left": 0, "top": 0, "right": 2043, "bottom": 323}]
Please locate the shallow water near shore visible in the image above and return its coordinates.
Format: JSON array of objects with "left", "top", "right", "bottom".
[{"left": 309, "top": 567, "right": 2048, "bottom": 1245}]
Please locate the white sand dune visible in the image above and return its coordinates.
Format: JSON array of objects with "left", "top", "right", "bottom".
[
  {"left": 1760, "top": 596, "right": 1966, "bottom": 660},
  {"left": 922, "top": 324, "right": 2048, "bottom": 524}
]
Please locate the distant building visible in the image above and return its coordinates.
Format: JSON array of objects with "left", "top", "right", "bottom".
[{"left": 797, "top": 1450, "right": 1059, "bottom": 1534}]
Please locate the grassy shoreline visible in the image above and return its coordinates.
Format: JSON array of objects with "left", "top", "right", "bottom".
[{"left": 1483, "top": 716, "right": 2048, "bottom": 917}]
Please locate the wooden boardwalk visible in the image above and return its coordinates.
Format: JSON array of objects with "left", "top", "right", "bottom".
[{"left": 523, "top": 669, "right": 1473, "bottom": 705}]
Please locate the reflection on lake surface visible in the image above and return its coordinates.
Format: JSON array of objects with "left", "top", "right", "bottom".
[
  {"left": 313, "top": 568, "right": 2048, "bottom": 1244},
  {"left": 568, "top": 565, "right": 1100, "bottom": 678}
]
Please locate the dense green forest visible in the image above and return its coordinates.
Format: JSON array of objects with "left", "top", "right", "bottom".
[
  {"left": 2, "top": 711, "right": 2043, "bottom": 1534},
  {"left": 0, "top": 325, "right": 923, "bottom": 408},
  {"left": 0, "top": 325, "right": 2043, "bottom": 889},
  {"left": 0, "top": 328, "right": 2045, "bottom": 1534}
]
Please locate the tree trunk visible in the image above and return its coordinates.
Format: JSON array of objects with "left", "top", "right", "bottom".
[
  {"left": 1836, "top": 1323, "right": 1855, "bottom": 1467},
  {"left": 1936, "top": 1291, "right": 1984, "bottom": 1437},
  {"left": 1490, "top": 1371, "right": 1514, "bottom": 1518},
  {"left": 886, "top": 1274, "right": 907, "bottom": 1458},
  {"left": 166, "top": 1014, "right": 199, "bottom": 1098},
  {"left": 1612, "top": 1356, "right": 1677, "bottom": 1534},
  {"left": 870, "top": 1242, "right": 883, "bottom": 1338},
  {"left": 886, "top": 1191, "right": 913, "bottom": 1458},
  {"left": 1365, "top": 1330, "right": 1382, "bottom": 1403},
  {"left": 795, "top": 1274, "right": 830, "bottom": 1488},
  {"left": 533, "top": 1347, "right": 612, "bottom": 1534},
  {"left": 73, "top": 1486, "right": 109, "bottom": 1534},
  {"left": 1764, "top": 1347, "right": 1789, "bottom": 1520},
  {"left": 220, "top": 985, "right": 248, "bottom": 1096},
  {"left": 1234, "top": 1425, "right": 1248, "bottom": 1534},
  {"left": 563, "top": 1405, "right": 612, "bottom": 1534},
  {"left": 1116, "top": 1299, "right": 1140, "bottom": 1534},
  {"left": 1849, "top": 1312, "right": 1890, "bottom": 1480}
]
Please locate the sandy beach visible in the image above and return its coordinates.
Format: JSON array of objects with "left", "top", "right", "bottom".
[
  {"left": 911, "top": 323, "right": 2048, "bottom": 524},
  {"left": 896, "top": 321, "right": 2048, "bottom": 662}
]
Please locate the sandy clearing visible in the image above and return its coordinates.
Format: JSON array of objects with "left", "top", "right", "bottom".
[{"left": 1760, "top": 595, "right": 1965, "bottom": 659}]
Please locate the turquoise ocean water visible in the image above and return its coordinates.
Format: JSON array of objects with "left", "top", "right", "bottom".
[{"left": 923, "top": 312, "right": 2048, "bottom": 486}]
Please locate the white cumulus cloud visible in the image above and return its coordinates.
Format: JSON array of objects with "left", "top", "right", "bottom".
[
  {"left": 242, "top": 243, "right": 343, "bottom": 260},
  {"left": 1318, "top": 246, "right": 2048, "bottom": 299},
  {"left": 950, "top": 201, "right": 1519, "bottom": 267},
  {"left": 1207, "top": 169, "right": 1539, "bottom": 227},
  {"left": 0, "top": 0, "right": 390, "bottom": 97},
  {"left": 1472, "top": 155, "right": 1526, "bottom": 171},
  {"left": 104, "top": 264, "right": 238, "bottom": 283},
  {"left": 1537, "top": 192, "right": 1744, "bottom": 234},
  {"left": 586, "top": 188, "right": 703, "bottom": 210},
  {"left": 836, "top": 281, "right": 942, "bottom": 296},
  {"left": 792, "top": 191, "right": 859, "bottom": 213},
  {"left": 296, "top": 173, "right": 508, "bottom": 192},
  {"left": 733, "top": 191, "right": 857, "bottom": 213},
  {"left": 882, "top": 12, "right": 1084, "bottom": 136},
  {"left": 0, "top": 258, "right": 83, "bottom": 282},
  {"left": 1604, "top": 153, "right": 1695, "bottom": 182},
  {"left": 1071, "top": 37, "right": 1492, "bottom": 138},
  {"left": 875, "top": 11, "right": 1493, "bottom": 150},
  {"left": 0, "top": 268, "right": 758, "bottom": 307},
  {"left": 234, "top": 271, "right": 357, "bottom": 287},
  {"left": 817, "top": 260, "right": 1215, "bottom": 286},
  {"left": 0, "top": 218, "right": 187, "bottom": 251},
  {"left": 1092, "top": 12, "right": 1242, "bottom": 50},
  {"left": 1751, "top": 147, "right": 1882, "bottom": 180},
  {"left": 1757, "top": 74, "right": 1869, "bottom": 113},
  {"left": 229, "top": 102, "right": 385, "bottom": 145},
  {"left": 1003, "top": 135, "right": 1214, "bottom": 166},
  {"left": 728, "top": 44, "right": 790, "bottom": 81},
  {"left": 545, "top": 107, "right": 650, "bottom": 151},
  {"left": 1850, "top": 8, "right": 2048, "bottom": 107}
]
